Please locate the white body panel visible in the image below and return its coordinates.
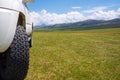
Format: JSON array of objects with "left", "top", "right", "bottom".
[{"left": 0, "top": 0, "right": 33, "bottom": 52}]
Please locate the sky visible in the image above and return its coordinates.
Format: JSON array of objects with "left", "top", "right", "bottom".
[{"left": 28, "top": 0, "right": 120, "bottom": 25}]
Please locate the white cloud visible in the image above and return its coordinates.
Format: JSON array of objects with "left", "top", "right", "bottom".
[
  {"left": 88, "top": 10, "right": 119, "bottom": 20},
  {"left": 117, "top": 8, "right": 120, "bottom": 13},
  {"left": 30, "top": 7, "right": 120, "bottom": 26},
  {"left": 72, "top": 6, "right": 81, "bottom": 9},
  {"left": 84, "top": 6, "right": 108, "bottom": 13},
  {"left": 85, "top": 7, "right": 120, "bottom": 20},
  {"left": 30, "top": 10, "right": 86, "bottom": 25}
]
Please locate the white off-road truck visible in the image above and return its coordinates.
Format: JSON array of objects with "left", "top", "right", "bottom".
[{"left": 0, "top": 0, "right": 34, "bottom": 80}]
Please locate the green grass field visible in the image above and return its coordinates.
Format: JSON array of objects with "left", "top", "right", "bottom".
[{"left": 26, "top": 28, "right": 120, "bottom": 80}]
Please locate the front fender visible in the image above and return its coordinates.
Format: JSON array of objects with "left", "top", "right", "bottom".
[
  {"left": 0, "top": 0, "right": 25, "bottom": 14},
  {"left": 0, "top": 8, "right": 19, "bottom": 52}
]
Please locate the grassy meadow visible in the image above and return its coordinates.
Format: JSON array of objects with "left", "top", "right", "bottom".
[{"left": 26, "top": 28, "right": 120, "bottom": 80}]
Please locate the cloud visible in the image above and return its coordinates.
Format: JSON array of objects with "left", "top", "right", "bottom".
[
  {"left": 30, "top": 7, "right": 120, "bottom": 26},
  {"left": 30, "top": 10, "right": 86, "bottom": 25},
  {"left": 84, "top": 6, "right": 108, "bottom": 13},
  {"left": 87, "top": 10, "right": 119, "bottom": 20},
  {"left": 85, "top": 7, "right": 120, "bottom": 20},
  {"left": 72, "top": 6, "right": 81, "bottom": 9}
]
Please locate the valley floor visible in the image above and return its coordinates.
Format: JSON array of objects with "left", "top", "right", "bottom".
[{"left": 26, "top": 28, "right": 120, "bottom": 80}]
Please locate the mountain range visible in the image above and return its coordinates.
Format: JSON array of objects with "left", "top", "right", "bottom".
[{"left": 35, "top": 18, "right": 120, "bottom": 30}]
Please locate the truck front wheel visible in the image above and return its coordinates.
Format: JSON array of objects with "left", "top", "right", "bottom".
[{"left": 0, "top": 26, "right": 29, "bottom": 80}]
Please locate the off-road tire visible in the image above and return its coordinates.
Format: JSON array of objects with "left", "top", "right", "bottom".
[{"left": 0, "top": 26, "right": 29, "bottom": 80}]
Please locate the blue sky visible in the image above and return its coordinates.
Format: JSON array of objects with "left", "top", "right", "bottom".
[
  {"left": 28, "top": 0, "right": 120, "bottom": 25},
  {"left": 28, "top": 0, "right": 119, "bottom": 13}
]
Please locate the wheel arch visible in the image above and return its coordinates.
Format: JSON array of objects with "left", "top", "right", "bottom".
[
  {"left": 17, "top": 12, "right": 26, "bottom": 28},
  {"left": 17, "top": 12, "right": 33, "bottom": 48}
]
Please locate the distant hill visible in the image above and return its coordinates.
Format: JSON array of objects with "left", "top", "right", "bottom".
[{"left": 34, "top": 18, "right": 120, "bottom": 31}]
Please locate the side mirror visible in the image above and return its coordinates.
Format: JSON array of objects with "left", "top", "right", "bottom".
[{"left": 23, "top": 0, "right": 34, "bottom": 3}]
